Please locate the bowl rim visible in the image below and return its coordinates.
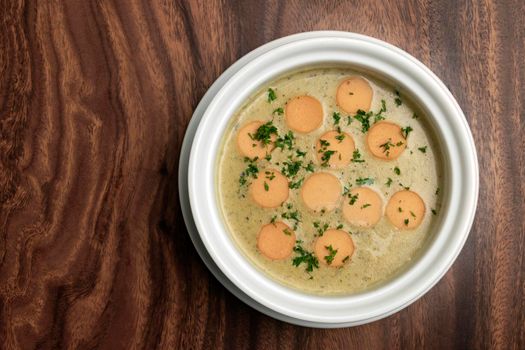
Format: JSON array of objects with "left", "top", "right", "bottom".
[{"left": 188, "top": 32, "right": 479, "bottom": 324}]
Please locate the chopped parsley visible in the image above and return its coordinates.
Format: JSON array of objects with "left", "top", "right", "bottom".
[
  {"left": 346, "top": 116, "right": 353, "bottom": 125},
  {"left": 435, "top": 187, "right": 440, "bottom": 195},
  {"left": 398, "top": 207, "right": 403, "bottom": 212},
  {"left": 410, "top": 211, "right": 416, "bottom": 218},
  {"left": 380, "top": 139, "right": 404, "bottom": 157},
  {"left": 289, "top": 177, "right": 304, "bottom": 189},
  {"left": 380, "top": 99, "right": 387, "bottom": 113},
  {"left": 264, "top": 153, "right": 272, "bottom": 161},
  {"left": 264, "top": 170, "right": 275, "bottom": 180},
  {"left": 374, "top": 99, "right": 387, "bottom": 122},
  {"left": 335, "top": 133, "right": 346, "bottom": 142},
  {"left": 321, "top": 150, "right": 336, "bottom": 167},
  {"left": 353, "top": 109, "right": 372, "bottom": 133},
  {"left": 380, "top": 140, "right": 395, "bottom": 153},
  {"left": 239, "top": 157, "right": 259, "bottom": 185},
  {"left": 412, "top": 113, "right": 419, "bottom": 119},
  {"left": 404, "top": 218, "right": 409, "bottom": 226},
  {"left": 292, "top": 241, "right": 319, "bottom": 272},
  {"left": 342, "top": 255, "right": 350, "bottom": 263},
  {"left": 351, "top": 149, "right": 365, "bottom": 163},
  {"left": 281, "top": 208, "right": 301, "bottom": 229},
  {"left": 318, "top": 139, "right": 330, "bottom": 151},
  {"left": 394, "top": 89, "right": 402, "bottom": 106},
  {"left": 336, "top": 224, "right": 343, "bottom": 230},
  {"left": 324, "top": 245, "right": 338, "bottom": 265},
  {"left": 281, "top": 160, "right": 303, "bottom": 178},
  {"left": 313, "top": 221, "right": 329, "bottom": 236},
  {"left": 348, "top": 193, "right": 359, "bottom": 205},
  {"left": 270, "top": 215, "right": 277, "bottom": 223},
  {"left": 386, "top": 177, "right": 393, "bottom": 187},
  {"left": 304, "top": 161, "right": 315, "bottom": 172},
  {"left": 361, "top": 203, "right": 371, "bottom": 209},
  {"left": 401, "top": 126, "right": 413, "bottom": 138},
  {"left": 267, "top": 88, "right": 277, "bottom": 102},
  {"left": 283, "top": 228, "right": 292, "bottom": 236},
  {"left": 295, "top": 149, "right": 307, "bottom": 157},
  {"left": 356, "top": 177, "right": 374, "bottom": 186},
  {"left": 418, "top": 146, "right": 427, "bottom": 153},
  {"left": 431, "top": 208, "right": 437, "bottom": 215},
  {"left": 250, "top": 121, "right": 278, "bottom": 145},
  {"left": 272, "top": 107, "right": 284, "bottom": 115},
  {"left": 332, "top": 112, "right": 341, "bottom": 125},
  {"left": 264, "top": 181, "right": 269, "bottom": 191},
  {"left": 394, "top": 166, "right": 401, "bottom": 175},
  {"left": 275, "top": 131, "right": 295, "bottom": 150}
]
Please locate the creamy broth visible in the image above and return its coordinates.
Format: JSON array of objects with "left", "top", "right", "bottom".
[{"left": 216, "top": 67, "right": 442, "bottom": 295}]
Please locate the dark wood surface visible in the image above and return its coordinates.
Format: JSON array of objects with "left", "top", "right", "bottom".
[{"left": 1, "top": 0, "right": 524, "bottom": 348}]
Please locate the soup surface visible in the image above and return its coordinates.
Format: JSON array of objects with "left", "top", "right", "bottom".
[{"left": 217, "top": 67, "right": 443, "bottom": 295}]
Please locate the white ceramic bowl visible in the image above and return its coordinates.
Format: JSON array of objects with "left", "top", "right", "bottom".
[{"left": 188, "top": 32, "right": 478, "bottom": 326}]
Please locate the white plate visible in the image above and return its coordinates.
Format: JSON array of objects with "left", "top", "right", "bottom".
[{"left": 181, "top": 31, "right": 478, "bottom": 327}]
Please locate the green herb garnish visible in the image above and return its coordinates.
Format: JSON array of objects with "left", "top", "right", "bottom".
[
  {"left": 281, "top": 160, "right": 302, "bottom": 178},
  {"left": 386, "top": 177, "right": 393, "bottom": 187},
  {"left": 267, "top": 88, "right": 277, "bottom": 102},
  {"left": 313, "top": 221, "right": 329, "bottom": 236},
  {"left": 394, "top": 166, "right": 401, "bottom": 175},
  {"left": 289, "top": 177, "right": 304, "bottom": 189},
  {"left": 282, "top": 208, "right": 301, "bottom": 229},
  {"left": 272, "top": 107, "right": 284, "bottom": 115},
  {"left": 304, "top": 161, "right": 315, "bottom": 172},
  {"left": 264, "top": 181, "right": 269, "bottom": 191},
  {"left": 354, "top": 109, "right": 372, "bottom": 133},
  {"left": 356, "top": 177, "right": 374, "bottom": 186},
  {"left": 332, "top": 112, "right": 341, "bottom": 125},
  {"left": 351, "top": 149, "right": 365, "bottom": 163},
  {"left": 265, "top": 170, "right": 275, "bottom": 180},
  {"left": 394, "top": 89, "right": 402, "bottom": 106},
  {"left": 321, "top": 150, "right": 336, "bottom": 167},
  {"left": 251, "top": 121, "right": 278, "bottom": 145},
  {"left": 335, "top": 133, "right": 345, "bottom": 142},
  {"left": 295, "top": 149, "right": 307, "bottom": 157},
  {"left": 275, "top": 131, "right": 295, "bottom": 150},
  {"left": 361, "top": 203, "right": 371, "bottom": 209},
  {"left": 401, "top": 126, "right": 413, "bottom": 138},
  {"left": 239, "top": 157, "right": 259, "bottom": 185},
  {"left": 418, "top": 146, "right": 427, "bottom": 153},
  {"left": 324, "top": 245, "right": 338, "bottom": 265},
  {"left": 374, "top": 100, "right": 387, "bottom": 122},
  {"left": 292, "top": 241, "right": 319, "bottom": 272},
  {"left": 380, "top": 140, "right": 395, "bottom": 155},
  {"left": 318, "top": 139, "right": 330, "bottom": 151},
  {"left": 348, "top": 193, "right": 359, "bottom": 205}
]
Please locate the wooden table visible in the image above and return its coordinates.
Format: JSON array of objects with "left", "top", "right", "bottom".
[{"left": 1, "top": 0, "right": 523, "bottom": 348}]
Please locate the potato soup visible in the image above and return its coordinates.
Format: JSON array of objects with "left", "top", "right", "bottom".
[{"left": 216, "top": 67, "right": 443, "bottom": 295}]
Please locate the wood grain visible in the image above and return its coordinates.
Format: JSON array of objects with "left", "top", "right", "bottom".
[{"left": 1, "top": 0, "right": 524, "bottom": 348}]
